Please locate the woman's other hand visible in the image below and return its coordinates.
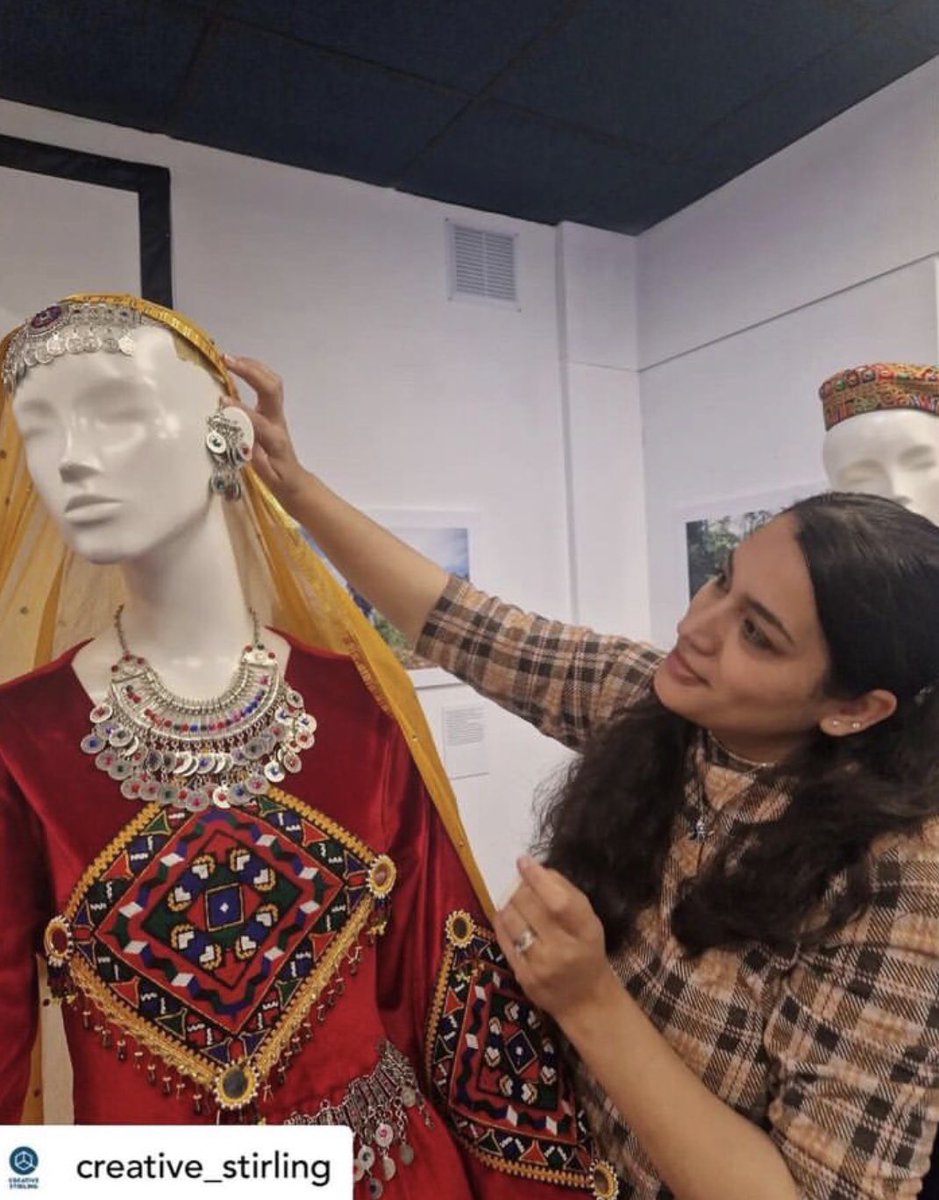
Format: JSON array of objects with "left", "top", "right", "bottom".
[{"left": 494, "top": 855, "right": 614, "bottom": 1027}]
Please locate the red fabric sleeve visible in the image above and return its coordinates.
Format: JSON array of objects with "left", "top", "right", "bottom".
[
  {"left": 0, "top": 754, "right": 50, "bottom": 1124},
  {"left": 374, "top": 722, "right": 470, "bottom": 1065},
  {"left": 375, "top": 731, "right": 613, "bottom": 1199}
]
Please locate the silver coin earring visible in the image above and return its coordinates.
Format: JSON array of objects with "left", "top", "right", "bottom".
[{"left": 206, "top": 405, "right": 253, "bottom": 501}]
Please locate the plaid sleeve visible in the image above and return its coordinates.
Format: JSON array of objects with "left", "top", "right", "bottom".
[
  {"left": 415, "top": 575, "right": 663, "bottom": 751},
  {"left": 763, "top": 836, "right": 939, "bottom": 1199}
]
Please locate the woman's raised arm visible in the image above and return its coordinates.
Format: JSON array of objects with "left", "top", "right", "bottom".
[{"left": 226, "top": 354, "right": 448, "bottom": 644}]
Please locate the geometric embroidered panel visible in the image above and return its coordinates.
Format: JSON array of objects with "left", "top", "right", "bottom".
[
  {"left": 59, "top": 792, "right": 380, "bottom": 1096},
  {"left": 426, "top": 916, "right": 617, "bottom": 1197}
]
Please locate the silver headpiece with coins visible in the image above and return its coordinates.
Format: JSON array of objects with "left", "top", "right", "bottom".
[
  {"left": 2, "top": 298, "right": 253, "bottom": 501},
  {"left": 1, "top": 300, "right": 156, "bottom": 396}
]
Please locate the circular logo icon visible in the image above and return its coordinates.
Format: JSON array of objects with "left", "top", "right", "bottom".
[{"left": 9, "top": 1147, "right": 38, "bottom": 1176}]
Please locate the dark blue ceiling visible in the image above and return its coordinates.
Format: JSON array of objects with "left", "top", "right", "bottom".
[{"left": 1, "top": 0, "right": 937, "bottom": 234}]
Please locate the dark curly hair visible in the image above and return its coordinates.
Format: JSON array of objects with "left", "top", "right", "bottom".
[{"left": 537, "top": 492, "right": 939, "bottom": 956}]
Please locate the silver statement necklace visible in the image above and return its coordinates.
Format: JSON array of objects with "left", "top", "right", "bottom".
[{"left": 80, "top": 607, "right": 316, "bottom": 812}]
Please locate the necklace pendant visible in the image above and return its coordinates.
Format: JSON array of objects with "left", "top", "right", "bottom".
[{"left": 689, "top": 815, "right": 709, "bottom": 843}]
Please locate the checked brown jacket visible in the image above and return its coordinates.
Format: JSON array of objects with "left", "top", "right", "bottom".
[{"left": 417, "top": 576, "right": 939, "bottom": 1200}]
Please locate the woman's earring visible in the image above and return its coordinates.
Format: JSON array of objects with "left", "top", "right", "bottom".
[{"left": 206, "top": 406, "right": 253, "bottom": 501}]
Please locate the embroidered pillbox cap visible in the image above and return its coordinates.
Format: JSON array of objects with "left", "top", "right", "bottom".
[{"left": 819, "top": 362, "right": 939, "bottom": 431}]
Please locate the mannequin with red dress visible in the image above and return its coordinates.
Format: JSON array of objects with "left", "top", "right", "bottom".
[{"left": 0, "top": 296, "right": 616, "bottom": 1200}]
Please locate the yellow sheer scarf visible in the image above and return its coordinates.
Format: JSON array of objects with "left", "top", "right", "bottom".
[{"left": 0, "top": 293, "right": 491, "bottom": 1122}]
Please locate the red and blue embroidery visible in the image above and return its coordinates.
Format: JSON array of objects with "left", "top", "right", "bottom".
[
  {"left": 426, "top": 912, "right": 618, "bottom": 1198},
  {"left": 44, "top": 788, "right": 395, "bottom": 1115}
]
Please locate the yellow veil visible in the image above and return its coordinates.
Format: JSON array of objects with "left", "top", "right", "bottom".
[{"left": 0, "top": 293, "right": 492, "bottom": 1121}]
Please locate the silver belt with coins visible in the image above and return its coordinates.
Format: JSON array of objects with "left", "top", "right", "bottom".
[{"left": 285, "top": 1040, "right": 432, "bottom": 1196}]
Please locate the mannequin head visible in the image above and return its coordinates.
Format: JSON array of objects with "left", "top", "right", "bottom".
[
  {"left": 823, "top": 409, "right": 939, "bottom": 521},
  {"left": 819, "top": 362, "right": 939, "bottom": 523},
  {"left": 5, "top": 300, "right": 251, "bottom": 565}
]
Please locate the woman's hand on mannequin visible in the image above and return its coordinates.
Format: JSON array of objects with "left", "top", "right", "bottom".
[
  {"left": 224, "top": 355, "right": 306, "bottom": 503},
  {"left": 498, "top": 857, "right": 801, "bottom": 1200},
  {"left": 495, "top": 856, "right": 613, "bottom": 1025}
]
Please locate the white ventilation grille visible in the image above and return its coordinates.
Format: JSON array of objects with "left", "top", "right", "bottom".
[{"left": 447, "top": 222, "right": 518, "bottom": 307}]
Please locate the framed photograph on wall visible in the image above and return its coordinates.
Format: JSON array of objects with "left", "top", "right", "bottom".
[
  {"left": 659, "top": 482, "right": 826, "bottom": 643},
  {"left": 305, "top": 510, "right": 479, "bottom": 689},
  {"left": 366, "top": 510, "right": 479, "bottom": 688}
]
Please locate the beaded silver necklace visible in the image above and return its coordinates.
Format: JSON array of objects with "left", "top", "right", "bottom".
[{"left": 80, "top": 607, "right": 316, "bottom": 812}]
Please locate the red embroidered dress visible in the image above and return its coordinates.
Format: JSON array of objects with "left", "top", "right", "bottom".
[{"left": 0, "top": 635, "right": 616, "bottom": 1200}]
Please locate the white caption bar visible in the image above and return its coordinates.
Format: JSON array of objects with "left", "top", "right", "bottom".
[{"left": 2, "top": 1125, "right": 352, "bottom": 1198}]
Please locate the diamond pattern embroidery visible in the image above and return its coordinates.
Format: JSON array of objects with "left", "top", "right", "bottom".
[
  {"left": 427, "top": 920, "right": 615, "bottom": 1194},
  {"left": 64, "top": 792, "right": 378, "bottom": 1076}
]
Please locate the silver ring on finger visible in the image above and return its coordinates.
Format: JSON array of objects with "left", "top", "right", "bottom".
[{"left": 514, "top": 927, "right": 537, "bottom": 955}]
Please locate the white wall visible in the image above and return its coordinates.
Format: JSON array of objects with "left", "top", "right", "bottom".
[
  {"left": 639, "top": 59, "right": 939, "bottom": 369},
  {"left": 0, "top": 167, "right": 140, "bottom": 329},
  {"left": 558, "top": 223, "right": 649, "bottom": 639},
  {"left": 641, "top": 259, "right": 939, "bottom": 645},
  {"left": 0, "top": 99, "right": 645, "bottom": 899},
  {"left": 637, "top": 57, "right": 939, "bottom": 648}
]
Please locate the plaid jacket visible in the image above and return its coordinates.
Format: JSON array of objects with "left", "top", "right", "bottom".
[{"left": 417, "top": 576, "right": 939, "bottom": 1200}]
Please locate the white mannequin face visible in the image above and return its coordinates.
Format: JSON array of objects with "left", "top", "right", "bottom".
[
  {"left": 12, "top": 325, "right": 229, "bottom": 563},
  {"left": 822, "top": 408, "right": 939, "bottom": 524}
]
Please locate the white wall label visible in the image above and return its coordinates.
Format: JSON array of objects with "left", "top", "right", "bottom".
[{"left": 442, "top": 703, "right": 488, "bottom": 779}]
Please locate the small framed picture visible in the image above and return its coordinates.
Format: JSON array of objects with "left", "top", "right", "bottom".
[
  {"left": 657, "top": 482, "right": 826, "bottom": 644},
  {"left": 305, "top": 510, "right": 479, "bottom": 689}
]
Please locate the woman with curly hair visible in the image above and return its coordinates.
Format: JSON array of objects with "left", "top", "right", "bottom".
[{"left": 228, "top": 353, "right": 939, "bottom": 1200}]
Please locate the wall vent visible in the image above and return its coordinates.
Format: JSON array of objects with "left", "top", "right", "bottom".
[{"left": 446, "top": 221, "right": 518, "bottom": 307}]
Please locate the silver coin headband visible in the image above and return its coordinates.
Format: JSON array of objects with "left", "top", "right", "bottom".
[
  {"left": 3, "top": 299, "right": 253, "bottom": 502},
  {"left": 1, "top": 300, "right": 156, "bottom": 397}
]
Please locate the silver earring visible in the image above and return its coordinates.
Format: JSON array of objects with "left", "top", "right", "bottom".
[
  {"left": 830, "top": 719, "right": 841, "bottom": 728},
  {"left": 206, "top": 406, "right": 253, "bottom": 501},
  {"left": 850, "top": 721, "right": 861, "bottom": 730}
]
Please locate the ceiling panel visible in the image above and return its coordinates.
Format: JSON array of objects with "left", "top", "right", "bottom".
[
  {"left": 880, "top": 0, "right": 939, "bottom": 47},
  {"left": 2, "top": 0, "right": 937, "bottom": 233},
  {"left": 170, "top": 20, "right": 466, "bottom": 182},
  {"left": 684, "top": 22, "right": 936, "bottom": 176},
  {"left": 400, "top": 99, "right": 662, "bottom": 228},
  {"left": 0, "top": 0, "right": 208, "bottom": 130},
  {"left": 491, "top": 0, "right": 863, "bottom": 154},
  {"left": 189, "top": 0, "right": 570, "bottom": 92}
]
